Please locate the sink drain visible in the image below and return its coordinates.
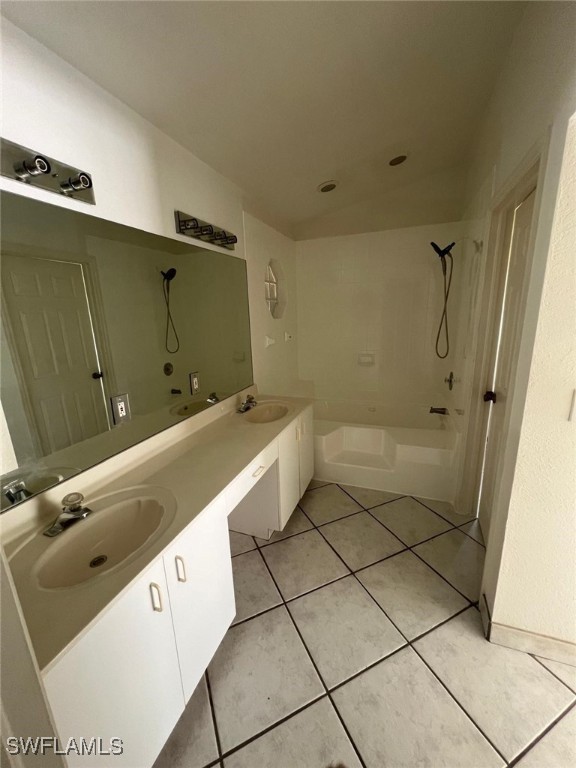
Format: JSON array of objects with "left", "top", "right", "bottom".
[{"left": 90, "top": 555, "right": 108, "bottom": 568}]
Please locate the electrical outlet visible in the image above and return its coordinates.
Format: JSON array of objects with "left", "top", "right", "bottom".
[
  {"left": 189, "top": 372, "right": 200, "bottom": 395},
  {"left": 111, "top": 393, "right": 131, "bottom": 424}
]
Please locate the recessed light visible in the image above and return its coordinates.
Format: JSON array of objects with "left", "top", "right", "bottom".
[
  {"left": 389, "top": 155, "right": 407, "bottom": 166},
  {"left": 317, "top": 180, "right": 338, "bottom": 193}
]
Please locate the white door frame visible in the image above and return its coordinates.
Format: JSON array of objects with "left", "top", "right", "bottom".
[{"left": 457, "top": 138, "right": 549, "bottom": 527}]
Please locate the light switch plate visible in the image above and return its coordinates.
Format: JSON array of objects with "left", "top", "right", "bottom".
[
  {"left": 189, "top": 372, "right": 200, "bottom": 394},
  {"left": 111, "top": 393, "right": 131, "bottom": 424}
]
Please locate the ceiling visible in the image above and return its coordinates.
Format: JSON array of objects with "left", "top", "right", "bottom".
[{"left": 2, "top": 1, "right": 526, "bottom": 238}]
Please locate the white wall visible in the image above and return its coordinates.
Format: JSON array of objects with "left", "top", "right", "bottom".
[
  {"left": 0, "top": 21, "right": 245, "bottom": 256},
  {"left": 244, "top": 213, "right": 305, "bottom": 397},
  {"left": 296, "top": 222, "right": 465, "bottom": 427},
  {"left": 491, "top": 116, "right": 576, "bottom": 646},
  {"left": 455, "top": 3, "right": 576, "bottom": 653}
]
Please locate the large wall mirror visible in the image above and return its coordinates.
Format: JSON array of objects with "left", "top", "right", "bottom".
[{"left": 0, "top": 191, "right": 253, "bottom": 511}]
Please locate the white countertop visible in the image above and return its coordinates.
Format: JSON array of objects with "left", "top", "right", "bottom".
[{"left": 8, "top": 395, "right": 312, "bottom": 671}]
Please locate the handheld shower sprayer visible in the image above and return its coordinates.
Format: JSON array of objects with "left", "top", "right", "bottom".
[
  {"left": 430, "top": 242, "right": 455, "bottom": 359},
  {"left": 161, "top": 267, "right": 180, "bottom": 353}
]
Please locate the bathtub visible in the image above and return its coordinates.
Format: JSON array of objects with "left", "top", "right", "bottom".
[{"left": 314, "top": 401, "right": 458, "bottom": 502}]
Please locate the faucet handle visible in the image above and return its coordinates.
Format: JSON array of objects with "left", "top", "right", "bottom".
[{"left": 62, "top": 492, "right": 84, "bottom": 512}]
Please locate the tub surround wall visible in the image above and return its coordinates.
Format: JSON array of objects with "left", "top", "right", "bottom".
[{"left": 296, "top": 221, "right": 466, "bottom": 418}]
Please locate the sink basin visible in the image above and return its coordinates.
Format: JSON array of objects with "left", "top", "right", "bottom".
[
  {"left": 170, "top": 400, "right": 208, "bottom": 417},
  {"left": 243, "top": 402, "right": 290, "bottom": 424},
  {"left": 34, "top": 486, "right": 176, "bottom": 589}
]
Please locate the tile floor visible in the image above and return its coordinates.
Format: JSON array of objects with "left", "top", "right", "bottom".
[{"left": 154, "top": 482, "right": 576, "bottom": 768}]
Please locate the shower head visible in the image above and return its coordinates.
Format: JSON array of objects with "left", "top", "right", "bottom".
[
  {"left": 430, "top": 242, "right": 455, "bottom": 259},
  {"left": 161, "top": 267, "right": 177, "bottom": 282}
]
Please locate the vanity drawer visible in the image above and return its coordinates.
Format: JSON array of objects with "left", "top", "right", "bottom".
[{"left": 226, "top": 441, "right": 278, "bottom": 510}]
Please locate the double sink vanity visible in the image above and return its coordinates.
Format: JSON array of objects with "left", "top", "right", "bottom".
[{"left": 3, "top": 393, "right": 314, "bottom": 768}]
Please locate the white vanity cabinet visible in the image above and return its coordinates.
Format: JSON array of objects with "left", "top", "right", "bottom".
[
  {"left": 42, "top": 496, "right": 235, "bottom": 767},
  {"left": 163, "top": 495, "right": 234, "bottom": 701},
  {"left": 43, "top": 558, "right": 185, "bottom": 768},
  {"left": 278, "top": 405, "right": 314, "bottom": 528}
]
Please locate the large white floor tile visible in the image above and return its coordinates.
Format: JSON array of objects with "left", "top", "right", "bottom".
[
  {"left": 229, "top": 530, "right": 257, "bottom": 556},
  {"left": 153, "top": 676, "right": 218, "bottom": 768},
  {"left": 332, "top": 647, "right": 503, "bottom": 768},
  {"left": 370, "top": 496, "right": 452, "bottom": 546},
  {"left": 289, "top": 576, "right": 405, "bottom": 688},
  {"left": 307, "top": 478, "right": 332, "bottom": 490},
  {"left": 231, "top": 550, "right": 282, "bottom": 624},
  {"left": 224, "top": 698, "right": 362, "bottom": 768},
  {"left": 414, "top": 609, "right": 575, "bottom": 761},
  {"left": 255, "top": 507, "right": 313, "bottom": 546},
  {"left": 299, "top": 484, "right": 363, "bottom": 525},
  {"left": 260, "top": 529, "right": 349, "bottom": 600},
  {"left": 357, "top": 550, "right": 468, "bottom": 639},
  {"left": 536, "top": 657, "right": 576, "bottom": 692},
  {"left": 339, "top": 485, "right": 403, "bottom": 509},
  {"left": 209, "top": 606, "right": 324, "bottom": 752},
  {"left": 415, "top": 496, "right": 475, "bottom": 525},
  {"left": 319, "top": 511, "right": 405, "bottom": 571},
  {"left": 459, "top": 519, "right": 485, "bottom": 545},
  {"left": 413, "top": 529, "right": 485, "bottom": 600},
  {"left": 514, "top": 707, "right": 576, "bottom": 768}
]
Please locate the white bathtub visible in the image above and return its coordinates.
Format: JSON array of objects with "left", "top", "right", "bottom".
[{"left": 314, "top": 405, "right": 458, "bottom": 502}]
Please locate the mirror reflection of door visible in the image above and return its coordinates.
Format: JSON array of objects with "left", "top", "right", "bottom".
[
  {"left": 1, "top": 254, "right": 109, "bottom": 457},
  {"left": 477, "top": 188, "right": 536, "bottom": 536}
]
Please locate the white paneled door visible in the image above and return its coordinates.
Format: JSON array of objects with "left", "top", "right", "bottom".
[
  {"left": 478, "top": 189, "right": 536, "bottom": 536},
  {"left": 1, "top": 254, "right": 109, "bottom": 455}
]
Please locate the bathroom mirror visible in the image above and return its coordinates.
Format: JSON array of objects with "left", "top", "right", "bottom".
[{"left": 0, "top": 191, "right": 253, "bottom": 509}]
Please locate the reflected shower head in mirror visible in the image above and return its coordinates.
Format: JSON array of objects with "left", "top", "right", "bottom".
[
  {"left": 161, "top": 267, "right": 180, "bottom": 353},
  {"left": 161, "top": 267, "right": 177, "bottom": 282}
]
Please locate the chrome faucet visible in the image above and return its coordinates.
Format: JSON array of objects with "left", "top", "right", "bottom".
[
  {"left": 207, "top": 392, "right": 220, "bottom": 404},
  {"left": 237, "top": 394, "right": 257, "bottom": 413},
  {"left": 43, "top": 492, "right": 93, "bottom": 537},
  {"left": 2, "top": 479, "right": 32, "bottom": 505}
]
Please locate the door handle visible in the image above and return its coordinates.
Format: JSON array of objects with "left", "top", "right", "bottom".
[
  {"left": 483, "top": 391, "right": 497, "bottom": 403},
  {"left": 149, "top": 582, "right": 163, "bottom": 612},
  {"left": 175, "top": 555, "right": 187, "bottom": 583}
]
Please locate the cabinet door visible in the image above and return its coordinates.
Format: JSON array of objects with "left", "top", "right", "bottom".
[
  {"left": 278, "top": 421, "right": 301, "bottom": 529},
  {"left": 43, "top": 559, "right": 184, "bottom": 768},
  {"left": 299, "top": 406, "right": 315, "bottom": 496},
  {"left": 164, "top": 496, "right": 235, "bottom": 702}
]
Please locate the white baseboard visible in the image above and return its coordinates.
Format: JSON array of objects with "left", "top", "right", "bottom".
[{"left": 490, "top": 621, "right": 576, "bottom": 666}]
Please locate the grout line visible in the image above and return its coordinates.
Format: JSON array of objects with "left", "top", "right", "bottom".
[
  {"left": 220, "top": 486, "right": 497, "bottom": 764},
  {"left": 506, "top": 699, "right": 576, "bottom": 768},
  {"left": 531, "top": 655, "right": 576, "bottom": 695},
  {"left": 407, "top": 546, "right": 476, "bottom": 603},
  {"left": 217, "top": 693, "right": 328, "bottom": 764},
  {"left": 253, "top": 545, "right": 368, "bottom": 768},
  {"left": 310, "top": 517, "right": 506, "bottom": 763},
  {"left": 410, "top": 643, "right": 510, "bottom": 765},
  {"left": 204, "top": 670, "right": 224, "bottom": 764}
]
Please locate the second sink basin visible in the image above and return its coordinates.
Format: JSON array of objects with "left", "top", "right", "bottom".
[
  {"left": 34, "top": 486, "right": 176, "bottom": 589},
  {"left": 243, "top": 402, "right": 290, "bottom": 423}
]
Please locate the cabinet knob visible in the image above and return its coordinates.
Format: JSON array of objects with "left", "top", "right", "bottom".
[
  {"left": 149, "top": 582, "right": 163, "bottom": 612},
  {"left": 175, "top": 555, "right": 187, "bottom": 583}
]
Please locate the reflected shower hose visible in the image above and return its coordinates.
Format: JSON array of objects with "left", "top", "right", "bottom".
[
  {"left": 161, "top": 268, "right": 180, "bottom": 354},
  {"left": 435, "top": 252, "right": 454, "bottom": 359}
]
